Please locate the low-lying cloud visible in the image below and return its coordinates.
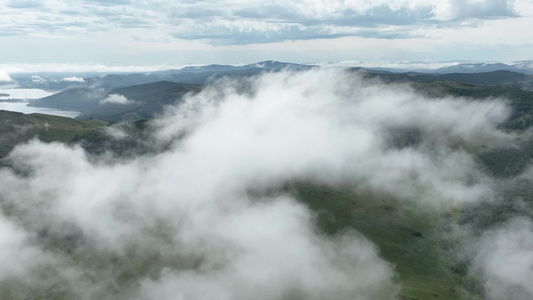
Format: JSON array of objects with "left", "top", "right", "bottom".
[
  {"left": 157, "top": 69, "right": 509, "bottom": 207},
  {"left": 0, "top": 68, "right": 524, "bottom": 299},
  {"left": 99, "top": 93, "right": 135, "bottom": 105},
  {"left": 62, "top": 76, "right": 85, "bottom": 83},
  {"left": 471, "top": 218, "right": 533, "bottom": 300},
  {"left": 31, "top": 75, "right": 46, "bottom": 84},
  {"left": 0, "top": 70, "right": 13, "bottom": 82}
]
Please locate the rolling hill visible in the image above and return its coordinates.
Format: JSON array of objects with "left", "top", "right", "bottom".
[
  {"left": 0, "top": 110, "right": 107, "bottom": 158},
  {"left": 29, "top": 81, "right": 201, "bottom": 123}
]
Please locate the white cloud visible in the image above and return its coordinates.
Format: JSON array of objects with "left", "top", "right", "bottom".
[
  {"left": 31, "top": 75, "right": 46, "bottom": 83},
  {"left": 472, "top": 218, "right": 533, "bottom": 300},
  {"left": 61, "top": 76, "right": 85, "bottom": 82},
  {"left": 0, "top": 0, "right": 530, "bottom": 64},
  {"left": 0, "top": 216, "right": 50, "bottom": 281},
  {"left": 0, "top": 70, "right": 13, "bottom": 82},
  {"left": 99, "top": 93, "right": 134, "bottom": 105},
  {"left": 0, "top": 0, "right": 525, "bottom": 43},
  {"left": 0, "top": 138, "right": 395, "bottom": 298},
  {"left": 158, "top": 68, "right": 508, "bottom": 206}
]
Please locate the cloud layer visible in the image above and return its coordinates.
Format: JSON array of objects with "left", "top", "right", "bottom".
[
  {"left": 100, "top": 93, "right": 134, "bottom": 105},
  {"left": 0, "top": 0, "right": 523, "bottom": 44},
  {"left": 1, "top": 0, "right": 532, "bottom": 64},
  {"left": 472, "top": 218, "right": 533, "bottom": 300},
  {"left": 0, "top": 68, "right": 527, "bottom": 298},
  {"left": 0, "top": 70, "right": 13, "bottom": 82}
]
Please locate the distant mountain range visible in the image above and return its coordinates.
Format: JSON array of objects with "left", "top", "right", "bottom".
[
  {"left": 10, "top": 60, "right": 533, "bottom": 123},
  {"left": 344, "top": 61, "right": 533, "bottom": 75},
  {"left": 9, "top": 61, "right": 315, "bottom": 91},
  {"left": 359, "top": 69, "right": 533, "bottom": 87},
  {"left": 434, "top": 61, "right": 533, "bottom": 74},
  {"left": 7, "top": 61, "right": 533, "bottom": 92}
]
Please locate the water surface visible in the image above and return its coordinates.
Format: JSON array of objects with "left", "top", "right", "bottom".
[
  {"left": 0, "top": 88, "right": 55, "bottom": 100},
  {"left": 0, "top": 102, "right": 80, "bottom": 118}
]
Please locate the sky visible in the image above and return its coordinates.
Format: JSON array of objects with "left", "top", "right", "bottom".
[{"left": 1, "top": 0, "right": 533, "bottom": 71}]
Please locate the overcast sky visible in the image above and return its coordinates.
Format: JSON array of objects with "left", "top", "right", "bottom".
[{"left": 1, "top": 0, "right": 533, "bottom": 71}]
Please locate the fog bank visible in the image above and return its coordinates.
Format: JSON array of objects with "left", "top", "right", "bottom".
[{"left": 0, "top": 68, "right": 522, "bottom": 299}]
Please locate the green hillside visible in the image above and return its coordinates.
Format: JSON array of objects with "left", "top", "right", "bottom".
[
  {"left": 291, "top": 182, "right": 481, "bottom": 300},
  {"left": 30, "top": 81, "right": 201, "bottom": 123},
  {"left": 76, "top": 82, "right": 200, "bottom": 123},
  {"left": 28, "top": 87, "right": 105, "bottom": 110},
  {"left": 0, "top": 110, "right": 107, "bottom": 158},
  {"left": 361, "top": 69, "right": 532, "bottom": 87}
]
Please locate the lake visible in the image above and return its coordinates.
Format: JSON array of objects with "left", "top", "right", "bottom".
[
  {"left": 0, "top": 88, "right": 55, "bottom": 100},
  {"left": 0, "top": 102, "right": 80, "bottom": 118},
  {"left": 0, "top": 88, "right": 79, "bottom": 118}
]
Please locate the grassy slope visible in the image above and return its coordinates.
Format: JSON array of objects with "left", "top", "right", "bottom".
[
  {"left": 0, "top": 110, "right": 107, "bottom": 158},
  {"left": 291, "top": 182, "right": 480, "bottom": 300},
  {"left": 368, "top": 70, "right": 531, "bottom": 87},
  {"left": 76, "top": 83, "right": 200, "bottom": 123},
  {"left": 30, "top": 81, "right": 201, "bottom": 124}
]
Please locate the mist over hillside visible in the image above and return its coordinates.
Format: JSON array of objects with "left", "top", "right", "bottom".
[
  {"left": 3, "top": 0, "right": 533, "bottom": 297},
  {"left": 1, "top": 68, "right": 533, "bottom": 299}
]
